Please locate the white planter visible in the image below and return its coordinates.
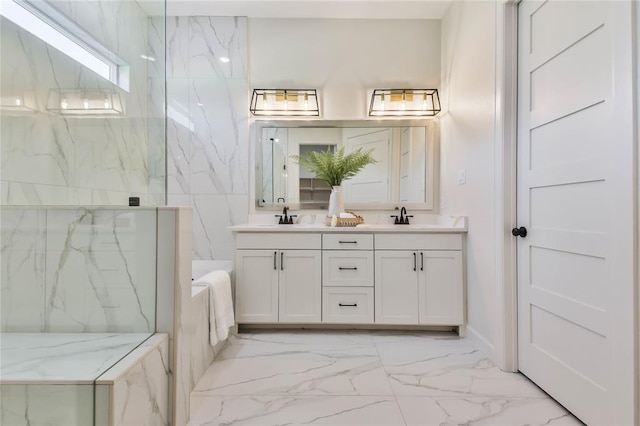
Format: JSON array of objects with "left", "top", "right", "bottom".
[{"left": 328, "top": 186, "right": 345, "bottom": 216}]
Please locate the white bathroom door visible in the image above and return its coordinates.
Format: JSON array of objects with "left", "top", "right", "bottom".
[
  {"left": 343, "top": 129, "right": 390, "bottom": 203},
  {"left": 516, "top": 1, "right": 636, "bottom": 425}
]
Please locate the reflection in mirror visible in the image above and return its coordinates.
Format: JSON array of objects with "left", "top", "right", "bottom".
[{"left": 256, "top": 121, "right": 437, "bottom": 210}]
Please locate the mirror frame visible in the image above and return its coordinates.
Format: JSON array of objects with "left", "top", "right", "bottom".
[{"left": 250, "top": 119, "right": 440, "bottom": 212}]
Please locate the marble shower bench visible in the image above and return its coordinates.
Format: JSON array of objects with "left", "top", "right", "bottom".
[{"left": 0, "top": 333, "right": 169, "bottom": 426}]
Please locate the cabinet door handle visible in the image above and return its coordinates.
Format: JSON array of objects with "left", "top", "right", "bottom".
[
  {"left": 420, "top": 252, "right": 424, "bottom": 271},
  {"left": 273, "top": 251, "right": 277, "bottom": 270},
  {"left": 413, "top": 252, "right": 417, "bottom": 271},
  {"left": 339, "top": 267, "right": 358, "bottom": 270},
  {"left": 339, "top": 241, "right": 358, "bottom": 244},
  {"left": 339, "top": 303, "right": 357, "bottom": 307},
  {"left": 281, "top": 252, "right": 284, "bottom": 270}
]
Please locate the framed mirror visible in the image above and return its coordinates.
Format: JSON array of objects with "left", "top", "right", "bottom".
[{"left": 253, "top": 120, "right": 438, "bottom": 211}]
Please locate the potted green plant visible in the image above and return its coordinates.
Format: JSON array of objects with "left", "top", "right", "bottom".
[{"left": 292, "top": 146, "right": 377, "bottom": 216}]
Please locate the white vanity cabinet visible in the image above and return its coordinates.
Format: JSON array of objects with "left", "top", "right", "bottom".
[
  {"left": 375, "top": 234, "right": 464, "bottom": 326},
  {"left": 232, "top": 225, "right": 466, "bottom": 330},
  {"left": 235, "top": 233, "right": 322, "bottom": 323}
]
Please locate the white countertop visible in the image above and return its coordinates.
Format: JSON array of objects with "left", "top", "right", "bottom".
[{"left": 230, "top": 215, "right": 467, "bottom": 233}]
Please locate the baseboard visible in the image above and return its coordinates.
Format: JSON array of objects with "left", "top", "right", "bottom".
[{"left": 466, "top": 325, "right": 496, "bottom": 362}]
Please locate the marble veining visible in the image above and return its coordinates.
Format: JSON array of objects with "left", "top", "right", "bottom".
[
  {"left": 189, "top": 331, "right": 582, "bottom": 426},
  {"left": 166, "top": 16, "right": 249, "bottom": 261},
  {"left": 0, "top": 333, "right": 150, "bottom": 383},
  {"left": 110, "top": 334, "right": 170, "bottom": 426},
  {"left": 1, "top": 207, "right": 158, "bottom": 333},
  {"left": 1, "top": 0, "right": 164, "bottom": 206},
  {"left": 0, "top": 384, "right": 94, "bottom": 426}
]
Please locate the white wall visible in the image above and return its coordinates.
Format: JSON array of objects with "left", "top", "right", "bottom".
[
  {"left": 439, "top": 1, "right": 498, "bottom": 354},
  {"left": 249, "top": 18, "right": 441, "bottom": 119}
]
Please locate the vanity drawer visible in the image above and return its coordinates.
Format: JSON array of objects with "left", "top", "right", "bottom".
[
  {"left": 236, "top": 233, "right": 321, "bottom": 250},
  {"left": 323, "top": 234, "right": 373, "bottom": 250},
  {"left": 375, "top": 234, "right": 462, "bottom": 250},
  {"left": 322, "top": 287, "right": 374, "bottom": 324},
  {"left": 322, "top": 251, "right": 374, "bottom": 287}
]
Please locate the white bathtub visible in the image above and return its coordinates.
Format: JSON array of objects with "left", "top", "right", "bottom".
[{"left": 192, "top": 260, "right": 233, "bottom": 281}]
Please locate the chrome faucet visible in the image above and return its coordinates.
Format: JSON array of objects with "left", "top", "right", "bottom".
[
  {"left": 391, "top": 206, "right": 413, "bottom": 225},
  {"left": 275, "top": 206, "right": 297, "bottom": 225}
]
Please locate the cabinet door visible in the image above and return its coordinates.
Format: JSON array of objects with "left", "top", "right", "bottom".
[
  {"left": 279, "top": 250, "right": 322, "bottom": 323},
  {"left": 418, "top": 251, "right": 463, "bottom": 325},
  {"left": 374, "top": 251, "right": 419, "bottom": 324},
  {"left": 235, "top": 250, "right": 279, "bottom": 323}
]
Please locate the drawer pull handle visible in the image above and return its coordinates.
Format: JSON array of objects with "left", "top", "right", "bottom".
[
  {"left": 339, "top": 241, "right": 358, "bottom": 244},
  {"left": 281, "top": 252, "right": 284, "bottom": 271},
  {"left": 274, "top": 251, "right": 277, "bottom": 270},
  {"left": 413, "top": 252, "right": 417, "bottom": 271},
  {"left": 420, "top": 252, "right": 424, "bottom": 271},
  {"left": 339, "top": 267, "right": 358, "bottom": 270},
  {"left": 339, "top": 303, "right": 358, "bottom": 307}
]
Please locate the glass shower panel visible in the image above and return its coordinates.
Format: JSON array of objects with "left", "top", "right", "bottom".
[{"left": 0, "top": 0, "right": 166, "bottom": 206}]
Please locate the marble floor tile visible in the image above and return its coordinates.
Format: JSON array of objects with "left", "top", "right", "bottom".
[
  {"left": 189, "top": 395, "right": 405, "bottom": 426},
  {"left": 377, "top": 344, "right": 545, "bottom": 398},
  {"left": 396, "top": 396, "right": 583, "bottom": 426},
  {"left": 192, "top": 356, "right": 393, "bottom": 397},
  {"left": 227, "top": 330, "right": 374, "bottom": 346},
  {"left": 190, "top": 331, "right": 579, "bottom": 425}
]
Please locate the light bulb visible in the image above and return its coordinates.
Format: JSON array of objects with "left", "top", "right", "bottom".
[
  {"left": 284, "top": 99, "right": 288, "bottom": 111},
  {"left": 83, "top": 98, "right": 89, "bottom": 109},
  {"left": 61, "top": 99, "right": 68, "bottom": 109},
  {"left": 422, "top": 94, "right": 428, "bottom": 111},
  {"left": 380, "top": 93, "right": 385, "bottom": 111},
  {"left": 304, "top": 93, "right": 309, "bottom": 111},
  {"left": 262, "top": 93, "right": 270, "bottom": 110},
  {"left": 15, "top": 98, "right": 21, "bottom": 106},
  {"left": 401, "top": 92, "right": 406, "bottom": 111}
]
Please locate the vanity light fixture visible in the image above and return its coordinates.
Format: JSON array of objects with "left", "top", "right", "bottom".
[
  {"left": 0, "top": 93, "right": 36, "bottom": 114},
  {"left": 46, "top": 89, "right": 124, "bottom": 116},
  {"left": 250, "top": 89, "right": 320, "bottom": 117},
  {"left": 369, "top": 89, "right": 440, "bottom": 117}
]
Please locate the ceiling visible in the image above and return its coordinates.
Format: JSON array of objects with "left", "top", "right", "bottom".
[{"left": 139, "top": 0, "right": 453, "bottom": 19}]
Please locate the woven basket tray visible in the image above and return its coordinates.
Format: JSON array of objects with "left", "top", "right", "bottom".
[{"left": 325, "top": 211, "right": 365, "bottom": 227}]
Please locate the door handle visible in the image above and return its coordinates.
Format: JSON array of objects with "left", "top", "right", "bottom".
[
  {"left": 339, "top": 241, "right": 358, "bottom": 244},
  {"left": 512, "top": 226, "right": 528, "bottom": 238},
  {"left": 420, "top": 252, "right": 424, "bottom": 271},
  {"left": 281, "top": 252, "right": 284, "bottom": 270},
  {"left": 339, "top": 267, "right": 358, "bottom": 270},
  {"left": 273, "top": 251, "right": 277, "bottom": 270},
  {"left": 413, "top": 252, "right": 417, "bottom": 271},
  {"left": 339, "top": 303, "right": 357, "bottom": 307}
]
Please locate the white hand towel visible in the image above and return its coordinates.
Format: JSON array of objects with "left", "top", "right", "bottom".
[{"left": 193, "top": 270, "right": 235, "bottom": 347}]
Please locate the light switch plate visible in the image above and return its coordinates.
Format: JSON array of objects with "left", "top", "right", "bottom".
[{"left": 457, "top": 169, "right": 466, "bottom": 185}]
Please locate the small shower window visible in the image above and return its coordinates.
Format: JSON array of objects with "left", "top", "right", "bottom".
[{"left": 0, "top": 0, "right": 130, "bottom": 91}]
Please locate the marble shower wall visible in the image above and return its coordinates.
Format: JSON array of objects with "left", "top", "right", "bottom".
[
  {"left": 165, "top": 17, "right": 249, "bottom": 260},
  {"left": 0, "top": 1, "right": 166, "bottom": 206},
  {"left": 0, "top": 207, "right": 157, "bottom": 333}
]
